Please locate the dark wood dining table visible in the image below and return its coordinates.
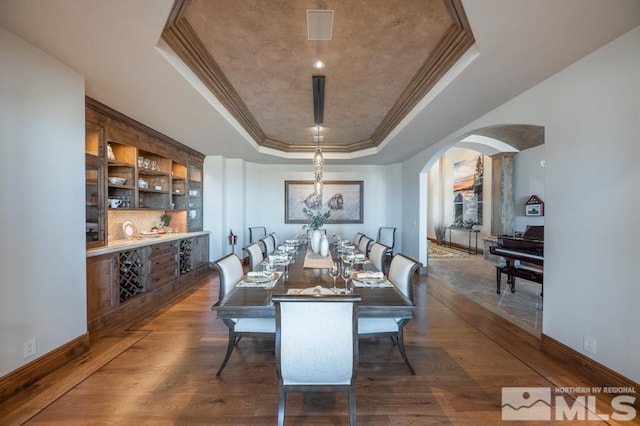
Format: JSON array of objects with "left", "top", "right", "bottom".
[{"left": 212, "top": 245, "right": 415, "bottom": 320}]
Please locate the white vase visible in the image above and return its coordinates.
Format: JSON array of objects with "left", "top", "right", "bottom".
[
  {"left": 311, "top": 230, "right": 322, "bottom": 253},
  {"left": 320, "top": 235, "right": 329, "bottom": 257}
]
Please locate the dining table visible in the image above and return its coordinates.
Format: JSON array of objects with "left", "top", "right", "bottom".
[{"left": 211, "top": 242, "right": 415, "bottom": 320}]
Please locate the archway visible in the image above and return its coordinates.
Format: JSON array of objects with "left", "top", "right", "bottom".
[{"left": 419, "top": 124, "right": 545, "bottom": 333}]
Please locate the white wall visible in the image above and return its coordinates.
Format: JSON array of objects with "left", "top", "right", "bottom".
[
  {"left": 404, "top": 26, "right": 640, "bottom": 383},
  {"left": 514, "top": 145, "right": 545, "bottom": 232},
  {"left": 0, "top": 27, "right": 86, "bottom": 377},
  {"left": 203, "top": 160, "right": 402, "bottom": 259}
]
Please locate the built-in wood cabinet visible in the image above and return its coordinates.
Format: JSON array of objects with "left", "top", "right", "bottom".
[
  {"left": 85, "top": 97, "right": 205, "bottom": 247},
  {"left": 86, "top": 234, "right": 209, "bottom": 337}
]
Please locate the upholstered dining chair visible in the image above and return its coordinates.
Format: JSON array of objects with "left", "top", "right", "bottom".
[
  {"left": 358, "top": 235, "right": 373, "bottom": 257},
  {"left": 368, "top": 242, "right": 388, "bottom": 273},
  {"left": 269, "top": 232, "right": 280, "bottom": 248},
  {"left": 243, "top": 243, "right": 264, "bottom": 272},
  {"left": 212, "top": 253, "right": 275, "bottom": 376},
  {"left": 377, "top": 227, "right": 396, "bottom": 262},
  {"left": 260, "top": 234, "right": 276, "bottom": 256},
  {"left": 357, "top": 253, "right": 421, "bottom": 375},
  {"left": 352, "top": 232, "right": 364, "bottom": 247},
  {"left": 272, "top": 294, "right": 362, "bottom": 426},
  {"left": 249, "top": 226, "right": 267, "bottom": 244}
]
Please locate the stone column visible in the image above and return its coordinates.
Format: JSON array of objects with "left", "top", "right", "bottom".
[{"left": 490, "top": 152, "right": 516, "bottom": 236}]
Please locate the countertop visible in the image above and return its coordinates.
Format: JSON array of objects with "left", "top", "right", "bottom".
[{"left": 86, "top": 230, "right": 210, "bottom": 257}]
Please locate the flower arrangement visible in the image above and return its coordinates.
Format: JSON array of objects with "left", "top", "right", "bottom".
[{"left": 302, "top": 207, "right": 331, "bottom": 231}]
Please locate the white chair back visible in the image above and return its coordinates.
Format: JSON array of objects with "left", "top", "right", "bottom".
[
  {"left": 275, "top": 295, "right": 360, "bottom": 386},
  {"left": 249, "top": 226, "right": 267, "bottom": 243},
  {"left": 261, "top": 235, "right": 275, "bottom": 256},
  {"left": 388, "top": 253, "right": 421, "bottom": 302},
  {"left": 358, "top": 235, "right": 372, "bottom": 256},
  {"left": 270, "top": 232, "right": 280, "bottom": 248},
  {"left": 377, "top": 227, "right": 396, "bottom": 252},
  {"left": 352, "top": 232, "right": 364, "bottom": 247},
  {"left": 243, "top": 243, "right": 264, "bottom": 271},
  {"left": 213, "top": 254, "right": 243, "bottom": 299},
  {"left": 368, "top": 242, "right": 387, "bottom": 272}
]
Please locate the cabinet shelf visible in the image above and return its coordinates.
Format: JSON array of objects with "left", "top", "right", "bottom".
[
  {"left": 139, "top": 188, "right": 169, "bottom": 194},
  {"left": 108, "top": 160, "right": 134, "bottom": 168},
  {"left": 139, "top": 169, "right": 170, "bottom": 177},
  {"left": 108, "top": 183, "right": 134, "bottom": 189}
]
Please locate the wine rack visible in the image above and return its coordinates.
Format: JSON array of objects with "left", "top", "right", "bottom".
[
  {"left": 119, "top": 249, "right": 146, "bottom": 303},
  {"left": 179, "top": 239, "right": 192, "bottom": 274}
]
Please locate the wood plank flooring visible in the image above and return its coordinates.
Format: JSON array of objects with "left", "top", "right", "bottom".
[{"left": 0, "top": 268, "right": 636, "bottom": 425}]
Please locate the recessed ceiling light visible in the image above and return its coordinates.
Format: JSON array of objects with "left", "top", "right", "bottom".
[{"left": 313, "top": 60, "right": 325, "bottom": 69}]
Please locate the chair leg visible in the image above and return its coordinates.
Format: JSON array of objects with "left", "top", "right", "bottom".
[
  {"left": 216, "top": 329, "right": 237, "bottom": 376},
  {"left": 277, "top": 388, "right": 286, "bottom": 426},
  {"left": 348, "top": 388, "right": 357, "bottom": 426},
  {"left": 396, "top": 329, "right": 416, "bottom": 375}
]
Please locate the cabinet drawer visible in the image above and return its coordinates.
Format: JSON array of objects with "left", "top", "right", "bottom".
[
  {"left": 150, "top": 242, "right": 177, "bottom": 257},
  {"left": 150, "top": 252, "right": 177, "bottom": 267},
  {"left": 150, "top": 267, "right": 177, "bottom": 288}
]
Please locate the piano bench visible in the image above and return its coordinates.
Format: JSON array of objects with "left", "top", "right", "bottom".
[{"left": 496, "top": 265, "right": 543, "bottom": 295}]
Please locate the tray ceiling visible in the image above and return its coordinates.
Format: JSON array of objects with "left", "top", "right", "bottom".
[{"left": 162, "top": 0, "right": 474, "bottom": 154}]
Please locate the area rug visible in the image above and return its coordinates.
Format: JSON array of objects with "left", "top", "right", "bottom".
[{"left": 428, "top": 244, "right": 469, "bottom": 259}]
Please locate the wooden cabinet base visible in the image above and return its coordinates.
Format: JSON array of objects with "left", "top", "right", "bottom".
[{"left": 88, "top": 266, "right": 208, "bottom": 339}]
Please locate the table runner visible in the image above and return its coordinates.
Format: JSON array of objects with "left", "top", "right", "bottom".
[{"left": 303, "top": 251, "right": 333, "bottom": 269}]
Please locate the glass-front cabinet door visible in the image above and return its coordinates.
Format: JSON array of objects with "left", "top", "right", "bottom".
[
  {"left": 86, "top": 121, "right": 106, "bottom": 247},
  {"left": 187, "top": 163, "right": 203, "bottom": 231}
]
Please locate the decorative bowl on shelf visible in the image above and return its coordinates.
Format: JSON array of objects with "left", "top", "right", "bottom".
[{"left": 108, "top": 177, "right": 127, "bottom": 185}]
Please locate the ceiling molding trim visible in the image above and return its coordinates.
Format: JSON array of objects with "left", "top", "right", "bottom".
[
  {"left": 161, "top": 0, "right": 266, "bottom": 145},
  {"left": 371, "top": 0, "right": 475, "bottom": 146}
]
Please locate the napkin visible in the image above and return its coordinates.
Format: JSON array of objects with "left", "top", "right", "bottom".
[
  {"left": 355, "top": 254, "right": 366, "bottom": 260},
  {"left": 247, "top": 271, "right": 267, "bottom": 277},
  {"left": 355, "top": 271, "right": 384, "bottom": 280}
]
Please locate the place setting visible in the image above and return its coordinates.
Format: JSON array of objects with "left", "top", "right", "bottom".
[
  {"left": 351, "top": 271, "right": 393, "bottom": 288},
  {"left": 237, "top": 264, "right": 281, "bottom": 288}
]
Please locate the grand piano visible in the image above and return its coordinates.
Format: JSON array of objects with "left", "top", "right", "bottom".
[{"left": 489, "top": 225, "right": 543, "bottom": 295}]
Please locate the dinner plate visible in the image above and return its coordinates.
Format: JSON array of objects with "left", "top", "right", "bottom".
[
  {"left": 244, "top": 272, "right": 279, "bottom": 283},
  {"left": 298, "top": 286, "right": 336, "bottom": 295},
  {"left": 122, "top": 221, "right": 134, "bottom": 239}
]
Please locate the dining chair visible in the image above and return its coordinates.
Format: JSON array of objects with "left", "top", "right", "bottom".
[
  {"left": 243, "top": 243, "right": 264, "bottom": 272},
  {"left": 377, "top": 227, "right": 396, "bottom": 262},
  {"left": 212, "top": 253, "right": 275, "bottom": 376},
  {"left": 352, "top": 232, "right": 364, "bottom": 247},
  {"left": 357, "top": 253, "right": 421, "bottom": 375},
  {"left": 249, "top": 226, "right": 267, "bottom": 244},
  {"left": 272, "top": 294, "right": 361, "bottom": 426},
  {"left": 358, "top": 235, "right": 373, "bottom": 257},
  {"left": 260, "top": 234, "right": 276, "bottom": 256},
  {"left": 269, "top": 232, "right": 280, "bottom": 248},
  {"left": 368, "top": 242, "right": 388, "bottom": 273}
]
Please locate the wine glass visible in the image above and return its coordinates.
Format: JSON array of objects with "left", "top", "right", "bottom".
[
  {"left": 329, "top": 260, "right": 341, "bottom": 291},
  {"left": 342, "top": 264, "right": 352, "bottom": 293}
]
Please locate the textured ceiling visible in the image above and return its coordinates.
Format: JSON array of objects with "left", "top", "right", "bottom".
[{"left": 162, "top": 0, "right": 474, "bottom": 153}]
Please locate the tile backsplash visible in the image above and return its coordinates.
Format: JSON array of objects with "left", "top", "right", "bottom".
[{"left": 108, "top": 210, "right": 187, "bottom": 241}]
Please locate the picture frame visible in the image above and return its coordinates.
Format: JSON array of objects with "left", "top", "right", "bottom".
[
  {"left": 285, "top": 180, "right": 364, "bottom": 224},
  {"left": 524, "top": 195, "right": 544, "bottom": 216}
]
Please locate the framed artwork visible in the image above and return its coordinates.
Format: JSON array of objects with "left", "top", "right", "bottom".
[
  {"left": 525, "top": 195, "right": 544, "bottom": 216},
  {"left": 285, "top": 180, "right": 363, "bottom": 224},
  {"left": 452, "top": 155, "right": 483, "bottom": 227}
]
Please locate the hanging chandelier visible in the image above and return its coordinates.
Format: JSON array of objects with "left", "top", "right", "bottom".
[
  {"left": 312, "top": 76, "right": 325, "bottom": 201},
  {"left": 313, "top": 125, "right": 324, "bottom": 198}
]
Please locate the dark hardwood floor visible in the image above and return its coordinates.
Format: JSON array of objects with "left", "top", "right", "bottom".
[{"left": 0, "top": 265, "right": 635, "bottom": 425}]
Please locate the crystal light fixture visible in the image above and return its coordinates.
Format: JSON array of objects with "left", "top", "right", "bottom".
[{"left": 313, "top": 125, "right": 324, "bottom": 198}]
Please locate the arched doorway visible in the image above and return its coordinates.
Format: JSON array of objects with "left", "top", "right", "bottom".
[{"left": 420, "top": 124, "right": 545, "bottom": 335}]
